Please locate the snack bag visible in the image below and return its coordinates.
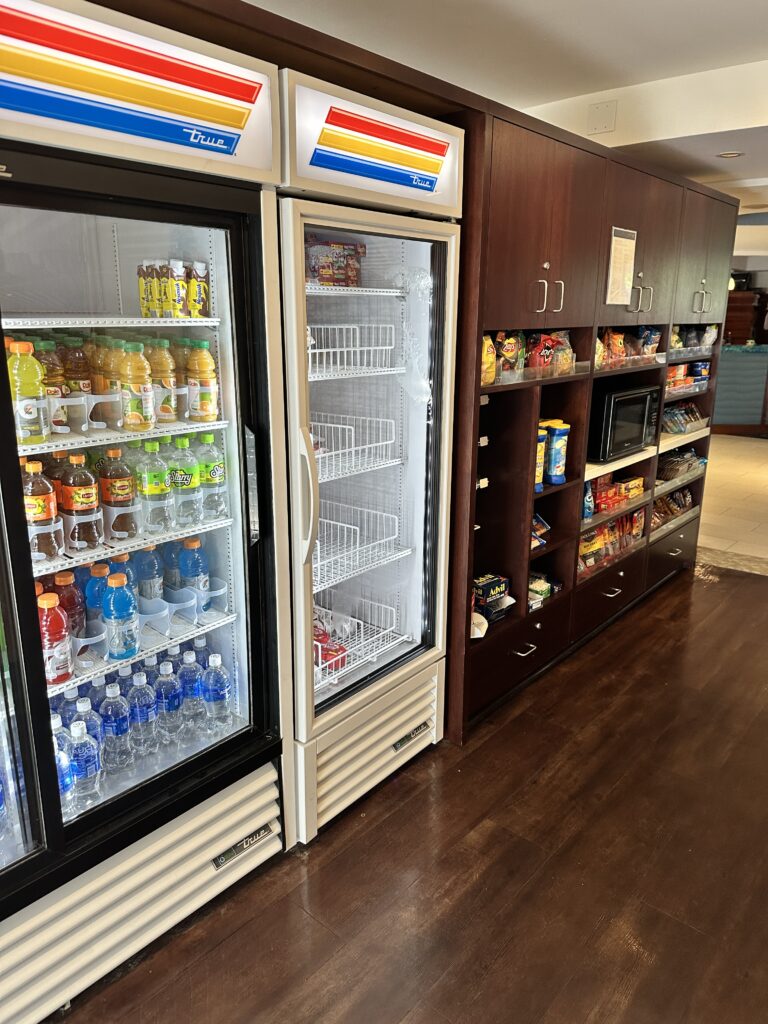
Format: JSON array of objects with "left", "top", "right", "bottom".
[
  {"left": 543, "top": 422, "right": 570, "bottom": 485},
  {"left": 644, "top": 327, "right": 661, "bottom": 355},
  {"left": 701, "top": 324, "right": 718, "bottom": 348},
  {"left": 480, "top": 335, "right": 497, "bottom": 387},
  {"left": 684, "top": 327, "right": 701, "bottom": 347},
  {"left": 669, "top": 326, "right": 683, "bottom": 349},
  {"left": 604, "top": 329, "right": 625, "bottom": 365},
  {"left": 624, "top": 332, "right": 642, "bottom": 357},
  {"left": 583, "top": 481, "right": 594, "bottom": 520},
  {"left": 550, "top": 330, "right": 574, "bottom": 374},
  {"left": 493, "top": 332, "right": 521, "bottom": 377},
  {"left": 594, "top": 336, "right": 606, "bottom": 370},
  {"left": 526, "top": 334, "right": 554, "bottom": 369}
]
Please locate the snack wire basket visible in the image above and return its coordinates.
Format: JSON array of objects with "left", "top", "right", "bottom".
[
  {"left": 313, "top": 500, "right": 409, "bottom": 592},
  {"left": 307, "top": 324, "right": 400, "bottom": 379},
  {"left": 310, "top": 412, "right": 398, "bottom": 482},
  {"left": 313, "top": 590, "right": 408, "bottom": 691}
]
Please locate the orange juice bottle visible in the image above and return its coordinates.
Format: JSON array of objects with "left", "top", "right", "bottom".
[
  {"left": 186, "top": 339, "right": 218, "bottom": 422},
  {"left": 120, "top": 341, "right": 156, "bottom": 431},
  {"left": 148, "top": 338, "right": 177, "bottom": 423}
]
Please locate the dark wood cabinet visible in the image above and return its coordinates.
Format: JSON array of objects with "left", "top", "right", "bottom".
[
  {"left": 596, "top": 163, "right": 683, "bottom": 327},
  {"left": 705, "top": 199, "right": 738, "bottom": 322},
  {"left": 484, "top": 120, "right": 605, "bottom": 329},
  {"left": 674, "top": 191, "right": 737, "bottom": 323},
  {"left": 570, "top": 548, "right": 647, "bottom": 644},
  {"left": 646, "top": 518, "right": 700, "bottom": 589}
]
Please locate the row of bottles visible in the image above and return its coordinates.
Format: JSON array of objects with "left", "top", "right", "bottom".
[
  {"left": 7, "top": 332, "right": 220, "bottom": 443},
  {"left": 23, "top": 434, "right": 227, "bottom": 561}
]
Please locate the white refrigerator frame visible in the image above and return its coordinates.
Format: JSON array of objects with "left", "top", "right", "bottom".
[{"left": 280, "top": 197, "right": 459, "bottom": 749}]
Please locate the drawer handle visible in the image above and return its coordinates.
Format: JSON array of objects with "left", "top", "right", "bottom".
[
  {"left": 515, "top": 642, "right": 538, "bottom": 658},
  {"left": 602, "top": 587, "right": 623, "bottom": 598},
  {"left": 668, "top": 547, "right": 683, "bottom": 557}
]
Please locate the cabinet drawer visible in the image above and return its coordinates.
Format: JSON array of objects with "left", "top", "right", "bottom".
[
  {"left": 571, "top": 547, "right": 647, "bottom": 643},
  {"left": 647, "top": 517, "right": 699, "bottom": 589},
  {"left": 468, "top": 595, "right": 571, "bottom": 718}
]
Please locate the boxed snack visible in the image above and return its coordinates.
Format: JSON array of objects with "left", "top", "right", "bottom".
[{"left": 473, "top": 574, "right": 515, "bottom": 622}]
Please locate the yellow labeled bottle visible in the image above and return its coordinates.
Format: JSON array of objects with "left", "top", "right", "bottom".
[
  {"left": 148, "top": 338, "right": 177, "bottom": 423},
  {"left": 120, "top": 341, "right": 156, "bottom": 431},
  {"left": 33, "top": 338, "right": 68, "bottom": 431},
  {"left": 186, "top": 339, "right": 218, "bottom": 422},
  {"left": 171, "top": 337, "right": 191, "bottom": 421},
  {"left": 8, "top": 341, "right": 50, "bottom": 444}
]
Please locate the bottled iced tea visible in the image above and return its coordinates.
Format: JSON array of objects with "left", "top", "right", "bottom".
[
  {"left": 23, "top": 460, "right": 62, "bottom": 561},
  {"left": 44, "top": 449, "right": 70, "bottom": 505},
  {"left": 99, "top": 447, "right": 140, "bottom": 541},
  {"left": 62, "top": 337, "right": 92, "bottom": 431},
  {"left": 33, "top": 339, "right": 68, "bottom": 431},
  {"left": 60, "top": 454, "right": 102, "bottom": 550}
]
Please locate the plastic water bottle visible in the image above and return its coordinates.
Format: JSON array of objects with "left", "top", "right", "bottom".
[
  {"left": 50, "top": 713, "right": 72, "bottom": 756},
  {"left": 87, "top": 674, "right": 107, "bottom": 711},
  {"left": 72, "top": 697, "right": 104, "bottom": 745},
  {"left": 155, "top": 661, "right": 183, "bottom": 745},
  {"left": 192, "top": 635, "right": 210, "bottom": 669},
  {"left": 69, "top": 719, "right": 101, "bottom": 810},
  {"left": 138, "top": 441, "right": 174, "bottom": 533},
  {"left": 48, "top": 692, "right": 63, "bottom": 715},
  {"left": 197, "top": 432, "right": 228, "bottom": 521},
  {"left": 143, "top": 653, "right": 159, "bottom": 689},
  {"left": 165, "top": 643, "right": 183, "bottom": 675},
  {"left": 202, "top": 654, "right": 232, "bottom": 733},
  {"left": 162, "top": 540, "right": 183, "bottom": 591},
  {"left": 59, "top": 686, "right": 80, "bottom": 727},
  {"left": 127, "top": 671, "right": 158, "bottom": 755},
  {"left": 134, "top": 546, "right": 164, "bottom": 600},
  {"left": 102, "top": 572, "right": 140, "bottom": 661},
  {"left": 179, "top": 537, "right": 210, "bottom": 611},
  {"left": 53, "top": 736, "right": 74, "bottom": 812},
  {"left": 171, "top": 436, "right": 203, "bottom": 527},
  {"left": 99, "top": 683, "right": 134, "bottom": 774},
  {"left": 178, "top": 651, "right": 206, "bottom": 746},
  {"left": 117, "top": 663, "right": 133, "bottom": 696}
]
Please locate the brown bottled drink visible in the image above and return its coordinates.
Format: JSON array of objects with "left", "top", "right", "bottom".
[
  {"left": 44, "top": 449, "right": 69, "bottom": 506},
  {"left": 23, "top": 461, "right": 62, "bottom": 561},
  {"left": 99, "top": 447, "right": 140, "bottom": 541},
  {"left": 60, "top": 454, "right": 102, "bottom": 550}
]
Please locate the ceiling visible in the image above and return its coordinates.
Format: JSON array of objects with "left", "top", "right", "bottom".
[{"left": 247, "top": 0, "right": 768, "bottom": 108}]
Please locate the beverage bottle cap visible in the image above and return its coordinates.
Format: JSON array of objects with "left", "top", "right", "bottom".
[
  {"left": 92, "top": 675, "right": 106, "bottom": 685},
  {"left": 183, "top": 538, "right": 201, "bottom": 550},
  {"left": 111, "top": 554, "right": 129, "bottom": 564},
  {"left": 9, "top": 341, "right": 32, "bottom": 354},
  {"left": 159, "top": 661, "right": 172, "bottom": 674},
  {"left": 124, "top": 341, "right": 144, "bottom": 353},
  {"left": 26, "top": 461, "right": 42, "bottom": 473},
  {"left": 183, "top": 650, "right": 195, "bottom": 664},
  {"left": 51, "top": 713, "right": 63, "bottom": 729},
  {"left": 70, "top": 721, "right": 87, "bottom": 739},
  {"left": 127, "top": 440, "right": 141, "bottom": 449},
  {"left": 144, "top": 656, "right": 158, "bottom": 669},
  {"left": 175, "top": 437, "right": 189, "bottom": 449},
  {"left": 159, "top": 436, "right": 172, "bottom": 444},
  {"left": 19, "top": 457, "right": 27, "bottom": 468},
  {"left": 154, "top": 338, "right": 170, "bottom": 349},
  {"left": 64, "top": 686, "right": 78, "bottom": 699},
  {"left": 133, "top": 671, "right": 147, "bottom": 685},
  {"left": 196, "top": 339, "right": 210, "bottom": 350},
  {"left": 69, "top": 454, "right": 85, "bottom": 465},
  {"left": 200, "top": 434, "right": 214, "bottom": 443},
  {"left": 118, "top": 665, "right": 132, "bottom": 677},
  {"left": 144, "top": 441, "right": 159, "bottom": 453},
  {"left": 54, "top": 571, "right": 75, "bottom": 586},
  {"left": 35, "top": 582, "right": 43, "bottom": 597},
  {"left": 194, "top": 636, "right": 206, "bottom": 648},
  {"left": 106, "top": 448, "right": 122, "bottom": 457},
  {"left": 37, "top": 593, "right": 59, "bottom": 609},
  {"left": 35, "top": 339, "right": 55, "bottom": 351},
  {"left": 107, "top": 573, "right": 127, "bottom": 587},
  {"left": 91, "top": 563, "right": 110, "bottom": 578},
  {"left": 209, "top": 654, "right": 222, "bottom": 668},
  {"left": 105, "top": 683, "right": 120, "bottom": 697},
  {"left": 76, "top": 697, "right": 91, "bottom": 712},
  {"left": 167, "top": 645, "right": 180, "bottom": 655},
  {"left": 52, "top": 450, "right": 67, "bottom": 459}
]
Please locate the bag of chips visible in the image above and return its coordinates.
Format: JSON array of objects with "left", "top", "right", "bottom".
[
  {"left": 480, "top": 334, "right": 497, "bottom": 387},
  {"left": 494, "top": 331, "right": 525, "bottom": 376},
  {"left": 526, "top": 333, "right": 555, "bottom": 368},
  {"left": 549, "top": 330, "right": 575, "bottom": 374}
]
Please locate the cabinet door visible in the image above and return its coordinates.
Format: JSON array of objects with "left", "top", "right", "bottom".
[
  {"left": 673, "top": 189, "right": 711, "bottom": 323},
  {"left": 704, "top": 199, "right": 737, "bottom": 322},
  {"left": 595, "top": 162, "right": 647, "bottom": 327},
  {"left": 547, "top": 143, "right": 606, "bottom": 328},
  {"left": 638, "top": 175, "right": 684, "bottom": 324},
  {"left": 484, "top": 121, "right": 554, "bottom": 329}
]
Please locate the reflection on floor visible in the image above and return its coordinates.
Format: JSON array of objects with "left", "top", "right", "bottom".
[{"left": 700, "top": 434, "right": 768, "bottom": 576}]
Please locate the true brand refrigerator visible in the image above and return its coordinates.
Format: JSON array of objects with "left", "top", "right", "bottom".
[
  {"left": 280, "top": 72, "right": 463, "bottom": 842},
  {"left": 0, "top": 4, "right": 293, "bottom": 1022}
]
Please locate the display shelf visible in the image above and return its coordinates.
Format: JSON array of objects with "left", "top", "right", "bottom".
[
  {"left": 529, "top": 533, "right": 574, "bottom": 561},
  {"left": 306, "top": 285, "right": 404, "bottom": 298},
  {"left": 577, "top": 538, "right": 647, "bottom": 585},
  {"left": 310, "top": 413, "right": 401, "bottom": 482},
  {"left": 313, "top": 501, "right": 411, "bottom": 592},
  {"left": 533, "top": 479, "right": 581, "bottom": 500},
  {"left": 17, "top": 419, "right": 229, "bottom": 458},
  {"left": 580, "top": 491, "right": 652, "bottom": 532},
  {"left": 658, "top": 427, "right": 710, "bottom": 453},
  {"left": 653, "top": 466, "right": 706, "bottom": 497},
  {"left": 481, "top": 361, "right": 591, "bottom": 393},
  {"left": 4, "top": 316, "right": 220, "bottom": 329},
  {"left": 46, "top": 609, "right": 237, "bottom": 695},
  {"left": 525, "top": 586, "right": 571, "bottom": 616},
  {"left": 664, "top": 381, "right": 709, "bottom": 400},
  {"left": 650, "top": 506, "right": 700, "bottom": 543},
  {"left": 32, "top": 517, "right": 232, "bottom": 578},
  {"left": 584, "top": 445, "right": 657, "bottom": 482},
  {"left": 313, "top": 595, "right": 410, "bottom": 692},
  {"left": 307, "top": 323, "right": 405, "bottom": 381},
  {"left": 666, "top": 346, "right": 715, "bottom": 364},
  {"left": 594, "top": 354, "right": 666, "bottom": 376}
]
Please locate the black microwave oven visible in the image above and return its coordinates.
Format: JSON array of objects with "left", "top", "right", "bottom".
[{"left": 588, "top": 384, "right": 661, "bottom": 463}]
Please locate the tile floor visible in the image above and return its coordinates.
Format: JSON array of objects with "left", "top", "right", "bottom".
[{"left": 699, "top": 434, "right": 768, "bottom": 574}]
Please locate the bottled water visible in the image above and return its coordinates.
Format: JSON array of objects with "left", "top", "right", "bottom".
[
  {"left": 72, "top": 697, "right": 104, "bottom": 745},
  {"left": 162, "top": 540, "right": 183, "bottom": 590},
  {"left": 87, "top": 674, "right": 107, "bottom": 711},
  {"left": 59, "top": 687, "right": 80, "bottom": 727},
  {"left": 138, "top": 441, "right": 174, "bottom": 533},
  {"left": 197, "top": 432, "right": 228, "bottom": 521},
  {"left": 0, "top": 777, "right": 8, "bottom": 842},
  {"left": 99, "top": 683, "right": 134, "bottom": 774},
  {"left": 117, "top": 663, "right": 133, "bottom": 696},
  {"left": 202, "top": 654, "right": 232, "bottom": 734},
  {"left": 127, "top": 671, "right": 159, "bottom": 755},
  {"left": 134, "top": 546, "right": 164, "bottom": 600},
  {"left": 48, "top": 693, "right": 63, "bottom": 714},
  {"left": 50, "top": 713, "right": 72, "bottom": 756},
  {"left": 53, "top": 736, "right": 74, "bottom": 812},
  {"left": 192, "top": 635, "right": 210, "bottom": 669},
  {"left": 165, "top": 643, "right": 183, "bottom": 675},
  {"left": 155, "top": 661, "right": 183, "bottom": 745},
  {"left": 171, "top": 436, "right": 203, "bottom": 527},
  {"left": 69, "top": 720, "right": 101, "bottom": 810},
  {"left": 143, "top": 653, "right": 160, "bottom": 689},
  {"left": 177, "top": 651, "right": 206, "bottom": 747}
]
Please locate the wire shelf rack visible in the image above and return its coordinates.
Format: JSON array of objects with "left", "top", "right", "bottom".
[
  {"left": 310, "top": 412, "right": 399, "bottom": 482},
  {"left": 313, "top": 590, "right": 408, "bottom": 691},
  {"left": 307, "top": 324, "right": 403, "bottom": 380},
  {"left": 313, "top": 500, "right": 411, "bottom": 592}
]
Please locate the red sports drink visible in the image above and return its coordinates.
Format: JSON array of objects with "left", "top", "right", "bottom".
[
  {"left": 53, "top": 570, "right": 86, "bottom": 638},
  {"left": 38, "top": 592, "right": 74, "bottom": 686}
]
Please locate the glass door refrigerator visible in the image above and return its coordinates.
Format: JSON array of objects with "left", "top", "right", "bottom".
[
  {"left": 281, "top": 199, "right": 459, "bottom": 841},
  {"left": 0, "top": 143, "right": 290, "bottom": 1022}
]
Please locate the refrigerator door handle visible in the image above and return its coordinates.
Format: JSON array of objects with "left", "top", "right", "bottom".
[
  {"left": 243, "top": 425, "right": 260, "bottom": 546},
  {"left": 299, "top": 426, "right": 320, "bottom": 565}
]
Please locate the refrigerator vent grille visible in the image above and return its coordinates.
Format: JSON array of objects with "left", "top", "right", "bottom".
[{"left": 0, "top": 764, "right": 282, "bottom": 1024}]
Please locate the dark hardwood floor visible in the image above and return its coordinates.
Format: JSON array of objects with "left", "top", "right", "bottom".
[{"left": 50, "top": 563, "right": 768, "bottom": 1024}]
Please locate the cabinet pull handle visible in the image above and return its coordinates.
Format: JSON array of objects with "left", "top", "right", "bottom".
[
  {"left": 515, "top": 642, "right": 537, "bottom": 658},
  {"left": 552, "top": 280, "right": 565, "bottom": 313},
  {"left": 668, "top": 547, "right": 683, "bottom": 557},
  {"left": 601, "top": 587, "right": 622, "bottom": 598},
  {"left": 627, "top": 284, "right": 643, "bottom": 313},
  {"left": 693, "top": 289, "right": 704, "bottom": 314},
  {"left": 641, "top": 285, "right": 654, "bottom": 312},
  {"left": 535, "top": 279, "right": 548, "bottom": 313},
  {"left": 703, "top": 290, "right": 712, "bottom": 313}
]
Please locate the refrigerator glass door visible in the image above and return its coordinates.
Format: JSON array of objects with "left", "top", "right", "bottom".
[
  {"left": 0, "top": 203, "right": 252, "bottom": 823},
  {"left": 303, "top": 224, "right": 447, "bottom": 712}
]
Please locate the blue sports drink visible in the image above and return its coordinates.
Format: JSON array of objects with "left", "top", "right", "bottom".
[
  {"left": 85, "top": 563, "right": 109, "bottom": 621},
  {"left": 134, "top": 545, "right": 164, "bottom": 600},
  {"left": 178, "top": 537, "right": 210, "bottom": 610},
  {"left": 108, "top": 554, "right": 137, "bottom": 594},
  {"left": 162, "top": 539, "right": 183, "bottom": 590},
  {"left": 74, "top": 562, "right": 93, "bottom": 592},
  {"left": 102, "top": 572, "right": 139, "bottom": 661}
]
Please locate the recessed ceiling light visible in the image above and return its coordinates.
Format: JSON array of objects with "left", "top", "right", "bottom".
[{"left": 717, "top": 151, "right": 744, "bottom": 158}]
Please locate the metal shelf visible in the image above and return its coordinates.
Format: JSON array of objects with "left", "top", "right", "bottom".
[
  {"left": 654, "top": 466, "right": 706, "bottom": 498},
  {"left": 658, "top": 428, "right": 710, "bottom": 453},
  {"left": 4, "top": 316, "right": 220, "bottom": 329},
  {"left": 306, "top": 285, "right": 404, "bottom": 298},
  {"left": 313, "top": 501, "right": 412, "bottom": 593},
  {"left": 650, "top": 506, "right": 701, "bottom": 543},
  {"left": 313, "top": 593, "right": 410, "bottom": 691},
  {"left": 32, "top": 517, "right": 233, "bottom": 578},
  {"left": 18, "top": 419, "right": 228, "bottom": 457}
]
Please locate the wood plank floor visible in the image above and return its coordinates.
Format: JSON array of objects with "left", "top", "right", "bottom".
[{"left": 50, "top": 562, "right": 768, "bottom": 1024}]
